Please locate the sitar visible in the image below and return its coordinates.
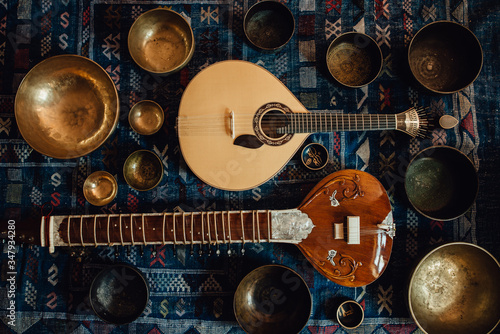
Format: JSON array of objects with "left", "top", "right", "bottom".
[
  {"left": 3, "top": 170, "right": 394, "bottom": 287},
  {"left": 177, "top": 60, "right": 431, "bottom": 191}
]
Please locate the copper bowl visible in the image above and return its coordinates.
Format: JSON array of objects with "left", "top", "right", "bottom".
[
  {"left": 123, "top": 150, "right": 163, "bottom": 191},
  {"left": 408, "top": 21, "right": 483, "bottom": 94},
  {"left": 405, "top": 146, "right": 478, "bottom": 221},
  {"left": 128, "top": 8, "right": 195, "bottom": 75},
  {"left": 234, "top": 265, "right": 312, "bottom": 334},
  {"left": 129, "top": 100, "right": 164, "bottom": 135},
  {"left": 15, "top": 55, "right": 119, "bottom": 159},
  {"left": 90, "top": 264, "right": 149, "bottom": 325},
  {"left": 326, "top": 32, "right": 382, "bottom": 87},
  {"left": 408, "top": 242, "right": 500, "bottom": 334},
  {"left": 244, "top": 1, "right": 295, "bottom": 51},
  {"left": 83, "top": 171, "right": 118, "bottom": 206}
]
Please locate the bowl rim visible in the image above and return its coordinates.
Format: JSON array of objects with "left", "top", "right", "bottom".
[
  {"left": 407, "top": 20, "right": 483, "bottom": 94},
  {"left": 128, "top": 100, "right": 165, "bottom": 135},
  {"left": 123, "top": 149, "right": 163, "bottom": 191},
  {"left": 127, "top": 8, "right": 195, "bottom": 75},
  {"left": 14, "top": 54, "right": 120, "bottom": 159},
  {"left": 83, "top": 170, "right": 118, "bottom": 206},
  {"left": 408, "top": 242, "right": 500, "bottom": 334},
  {"left": 233, "top": 264, "right": 313, "bottom": 334},
  {"left": 326, "top": 31, "right": 383, "bottom": 88},
  {"left": 404, "top": 145, "right": 479, "bottom": 221}
]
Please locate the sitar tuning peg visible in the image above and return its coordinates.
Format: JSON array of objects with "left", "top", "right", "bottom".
[
  {"left": 152, "top": 246, "right": 157, "bottom": 258},
  {"left": 240, "top": 244, "right": 245, "bottom": 256},
  {"left": 216, "top": 244, "right": 221, "bottom": 256},
  {"left": 114, "top": 246, "right": 119, "bottom": 258},
  {"left": 139, "top": 245, "right": 144, "bottom": 256},
  {"left": 173, "top": 245, "right": 177, "bottom": 257},
  {"left": 126, "top": 245, "right": 131, "bottom": 257},
  {"left": 190, "top": 244, "right": 194, "bottom": 257}
]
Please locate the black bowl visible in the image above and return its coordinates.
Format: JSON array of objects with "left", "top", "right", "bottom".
[
  {"left": 405, "top": 146, "right": 478, "bottom": 221},
  {"left": 408, "top": 21, "right": 482, "bottom": 94}
]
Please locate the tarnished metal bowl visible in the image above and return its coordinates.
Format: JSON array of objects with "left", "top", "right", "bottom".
[
  {"left": 405, "top": 146, "right": 478, "bottom": 221},
  {"left": 326, "top": 32, "right": 382, "bottom": 87},
  {"left": 123, "top": 150, "right": 163, "bottom": 191},
  {"left": 408, "top": 242, "right": 500, "bottom": 334},
  {"left": 129, "top": 100, "right": 164, "bottom": 135},
  {"left": 244, "top": 1, "right": 295, "bottom": 51},
  {"left": 15, "top": 55, "right": 119, "bottom": 159},
  {"left": 83, "top": 171, "right": 117, "bottom": 206},
  {"left": 234, "top": 265, "right": 312, "bottom": 334},
  {"left": 128, "top": 8, "right": 194, "bottom": 75},
  {"left": 408, "top": 21, "right": 483, "bottom": 94},
  {"left": 90, "top": 264, "right": 149, "bottom": 325}
]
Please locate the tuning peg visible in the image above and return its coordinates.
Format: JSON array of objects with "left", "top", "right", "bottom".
[
  {"left": 152, "top": 246, "right": 157, "bottom": 258},
  {"left": 114, "top": 246, "right": 119, "bottom": 258},
  {"left": 126, "top": 245, "right": 131, "bottom": 257},
  {"left": 173, "top": 245, "right": 177, "bottom": 257},
  {"left": 139, "top": 245, "right": 144, "bottom": 256},
  {"left": 240, "top": 244, "right": 245, "bottom": 256},
  {"left": 216, "top": 244, "right": 221, "bottom": 256}
]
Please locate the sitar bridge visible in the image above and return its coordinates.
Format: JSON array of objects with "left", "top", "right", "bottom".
[{"left": 334, "top": 216, "right": 360, "bottom": 245}]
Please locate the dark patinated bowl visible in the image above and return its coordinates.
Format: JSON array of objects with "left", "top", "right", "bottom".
[
  {"left": 128, "top": 8, "right": 195, "bottom": 75},
  {"left": 408, "top": 21, "right": 482, "bottom": 94},
  {"left": 326, "top": 32, "right": 382, "bottom": 87},
  {"left": 234, "top": 265, "right": 312, "bottom": 334},
  {"left": 409, "top": 242, "right": 500, "bottom": 334},
  {"left": 301, "top": 143, "right": 328, "bottom": 170},
  {"left": 244, "top": 1, "right": 295, "bottom": 51},
  {"left": 123, "top": 150, "right": 163, "bottom": 191},
  {"left": 90, "top": 264, "right": 149, "bottom": 325},
  {"left": 405, "top": 146, "right": 478, "bottom": 221}
]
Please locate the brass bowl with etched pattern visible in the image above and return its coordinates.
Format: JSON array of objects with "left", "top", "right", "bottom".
[{"left": 123, "top": 150, "right": 163, "bottom": 191}]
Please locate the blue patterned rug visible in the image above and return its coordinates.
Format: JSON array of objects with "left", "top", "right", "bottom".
[{"left": 1, "top": 0, "right": 499, "bottom": 333}]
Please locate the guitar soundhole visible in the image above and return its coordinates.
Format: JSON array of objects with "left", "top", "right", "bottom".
[
  {"left": 261, "top": 109, "right": 290, "bottom": 139},
  {"left": 253, "top": 102, "right": 294, "bottom": 146}
]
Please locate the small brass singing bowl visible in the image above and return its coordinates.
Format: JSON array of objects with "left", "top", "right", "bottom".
[
  {"left": 408, "top": 21, "right": 483, "bottom": 94},
  {"left": 326, "top": 32, "right": 382, "bottom": 87},
  {"left": 128, "top": 8, "right": 195, "bottom": 75},
  {"left": 244, "top": 0, "right": 295, "bottom": 51},
  {"left": 336, "top": 300, "right": 364, "bottom": 329},
  {"left": 83, "top": 171, "right": 118, "bottom": 206},
  {"left": 129, "top": 100, "right": 164, "bottom": 135},
  {"left": 234, "top": 265, "right": 312, "bottom": 334},
  {"left": 123, "top": 150, "right": 163, "bottom": 191},
  {"left": 14, "top": 55, "right": 119, "bottom": 159},
  {"left": 301, "top": 143, "right": 328, "bottom": 170},
  {"left": 408, "top": 242, "right": 500, "bottom": 334}
]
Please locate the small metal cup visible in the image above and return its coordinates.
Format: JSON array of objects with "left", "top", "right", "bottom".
[
  {"left": 129, "top": 100, "right": 164, "bottom": 135},
  {"left": 83, "top": 171, "right": 118, "bottom": 206},
  {"left": 301, "top": 143, "right": 328, "bottom": 170},
  {"left": 336, "top": 300, "right": 364, "bottom": 329},
  {"left": 123, "top": 150, "right": 163, "bottom": 191}
]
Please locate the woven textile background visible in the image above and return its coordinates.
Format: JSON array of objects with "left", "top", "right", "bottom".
[{"left": 1, "top": 0, "right": 499, "bottom": 333}]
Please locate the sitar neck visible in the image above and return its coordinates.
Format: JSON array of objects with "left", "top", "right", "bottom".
[
  {"left": 41, "top": 209, "right": 315, "bottom": 253},
  {"left": 277, "top": 106, "right": 430, "bottom": 138}
]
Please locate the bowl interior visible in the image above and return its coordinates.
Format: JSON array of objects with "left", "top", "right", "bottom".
[
  {"left": 326, "top": 32, "right": 382, "bottom": 87},
  {"left": 244, "top": 1, "right": 295, "bottom": 50},
  {"left": 409, "top": 21, "right": 482, "bottom": 93},
  {"left": 409, "top": 243, "right": 500, "bottom": 334},
  {"left": 129, "top": 100, "right": 164, "bottom": 135},
  {"left": 83, "top": 171, "right": 117, "bottom": 206},
  {"left": 90, "top": 264, "right": 149, "bottom": 325},
  {"left": 123, "top": 150, "right": 163, "bottom": 191},
  {"left": 301, "top": 143, "right": 328, "bottom": 170},
  {"left": 405, "top": 146, "right": 478, "bottom": 220},
  {"left": 234, "top": 265, "right": 311, "bottom": 334},
  {"left": 15, "top": 55, "right": 119, "bottom": 159},
  {"left": 128, "top": 9, "right": 194, "bottom": 74}
]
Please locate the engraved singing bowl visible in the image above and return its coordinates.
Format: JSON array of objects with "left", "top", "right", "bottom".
[
  {"left": 326, "top": 32, "right": 383, "bottom": 87},
  {"left": 408, "top": 21, "right": 483, "bottom": 94},
  {"left": 90, "top": 264, "right": 149, "bottom": 325},
  {"left": 405, "top": 146, "right": 478, "bottom": 221},
  {"left": 234, "top": 265, "right": 312, "bottom": 334},
  {"left": 129, "top": 100, "right": 164, "bottom": 135},
  {"left": 408, "top": 242, "right": 500, "bottom": 334},
  {"left": 128, "top": 8, "right": 195, "bottom": 75},
  {"left": 123, "top": 150, "right": 163, "bottom": 191},
  {"left": 14, "top": 55, "right": 119, "bottom": 159},
  {"left": 83, "top": 171, "right": 118, "bottom": 206}
]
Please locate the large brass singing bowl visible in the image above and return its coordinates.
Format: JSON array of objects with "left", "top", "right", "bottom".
[
  {"left": 408, "top": 242, "right": 500, "bottom": 334},
  {"left": 15, "top": 55, "right": 119, "bottom": 159},
  {"left": 234, "top": 265, "right": 312, "bottom": 334}
]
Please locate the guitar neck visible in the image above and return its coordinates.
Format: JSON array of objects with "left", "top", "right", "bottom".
[{"left": 41, "top": 209, "right": 314, "bottom": 253}]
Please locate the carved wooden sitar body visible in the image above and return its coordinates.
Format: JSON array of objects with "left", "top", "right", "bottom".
[{"left": 6, "top": 170, "right": 394, "bottom": 287}]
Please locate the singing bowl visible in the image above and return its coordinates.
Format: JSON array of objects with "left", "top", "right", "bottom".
[
  {"left": 128, "top": 8, "right": 195, "bottom": 75},
  {"left": 129, "top": 100, "right": 164, "bottom": 135},
  {"left": 83, "top": 171, "right": 117, "bottom": 206},
  {"left": 244, "top": 1, "right": 295, "bottom": 51},
  {"left": 408, "top": 242, "right": 500, "bottom": 334},
  {"left": 234, "top": 265, "right": 312, "bottom": 334},
  {"left": 405, "top": 146, "right": 478, "bottom": 221},
  {"left": 90, "top": 264, "right": 149, "bottom": 325},
  {"left": 408, "top": 21, "right": 483, "bottom": 94},
  {"left": 301, "top": 143, "right": 328, "bottom": 170},
  {"left": 326, "top": 32, "right": 382, "bottom": 87},
  {"left": 15, "top": 55, "right": 119, "bottom": 159},
  {"left": 123, "top": 150, "right": 163, "bottom": 191}
]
